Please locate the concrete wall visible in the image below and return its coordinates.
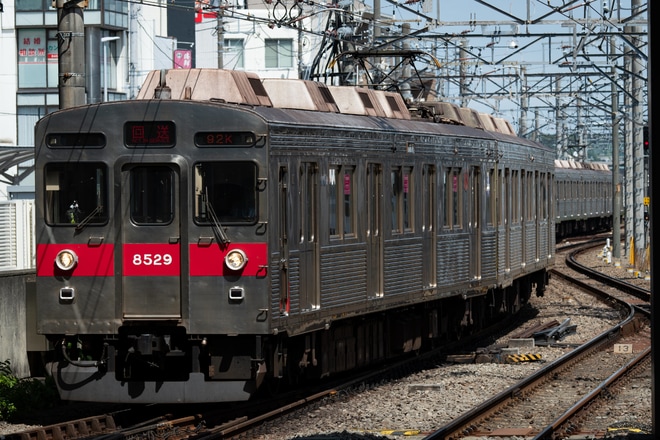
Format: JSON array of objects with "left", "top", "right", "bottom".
[{"left": 0, "top": 272, "right": 40, "bottom": 378}]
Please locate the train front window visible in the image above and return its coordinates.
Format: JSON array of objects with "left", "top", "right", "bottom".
[
  {"left": 194, "top": 162, "right": 257, "bottom": 224},
  {"left": 44, "top": 163, "right": 108, "bottom": 226},
  {"left": 130, "top": 167, "right": 174, "bottom": 224}
]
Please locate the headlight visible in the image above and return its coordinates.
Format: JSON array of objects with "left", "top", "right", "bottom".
[
  {"left": 55, "top": 249, "right": 78, "bottom": 271},
  {"left": 225, "top": 249, "right": 248, "bottom": 271}
]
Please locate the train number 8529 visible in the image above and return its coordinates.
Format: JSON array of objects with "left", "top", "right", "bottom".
[{"left": 132, "top": 253, "right": 173, "bottom": 266}]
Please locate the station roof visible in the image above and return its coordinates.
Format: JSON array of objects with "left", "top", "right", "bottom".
[{"left": 0, "top": 148, "right": 34, "bottom": 186}]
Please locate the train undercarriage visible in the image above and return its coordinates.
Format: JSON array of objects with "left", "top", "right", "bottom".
[{"left": 46, "top": 270, "right": 547, "bottom": 404}]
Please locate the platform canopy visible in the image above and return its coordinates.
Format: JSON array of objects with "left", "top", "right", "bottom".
[{"left": 0, "top": 147, "right": 34, "bottom": 185}]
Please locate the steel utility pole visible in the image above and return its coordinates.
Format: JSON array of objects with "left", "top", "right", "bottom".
[
  {"left": 610, "top": 37, "right": 621, "bottom": 261},
  {"left": 54, "top": 0, "right": 87, "bottom": 109}
]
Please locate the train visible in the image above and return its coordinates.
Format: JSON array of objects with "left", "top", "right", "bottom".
[
  {"left": 33, "top": 68, "right": 609, "bottom": 404},
  {"left": 554, "top": 160, "right": 613, "bottom": 239}
]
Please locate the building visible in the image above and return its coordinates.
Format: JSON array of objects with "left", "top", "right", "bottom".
[
  {"left": 0, "top": 0, "right": 350, "bottom": 202},
  {"left": 0, "top": 0, "right": 175, "bottom": 200}
]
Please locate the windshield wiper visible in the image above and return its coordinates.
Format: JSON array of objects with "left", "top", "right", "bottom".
[
  {"left": 75, "top": 205, "right": 104, "bottom": 232},
  {"left": 203, "top": 192, "right": 230, "bottom": 245}
]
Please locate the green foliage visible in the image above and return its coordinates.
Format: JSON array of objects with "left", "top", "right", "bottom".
[{"left": 0, "top": 360, "right": 60, "bottom": 422}]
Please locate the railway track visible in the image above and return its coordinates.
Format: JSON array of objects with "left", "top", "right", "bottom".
[
  {"left": 6, "top": 243, "right": 650, "bottom": 440},
  {"left": 4, "top": 308, "right": 534, "bottom": 440},
  {"left": 426, "top": 242, "right": 651, "bottom": 440}
]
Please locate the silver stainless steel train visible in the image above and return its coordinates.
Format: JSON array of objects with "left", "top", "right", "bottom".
[
  {"left": 34, "top": 69, "right": 606, "bottom": 404},
  {"left": 554, "top": 160, "right": 613, "bottom": 238}
]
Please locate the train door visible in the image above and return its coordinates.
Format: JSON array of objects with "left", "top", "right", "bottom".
[
  {"left": 367, "top": 163, "right": 383, "bottom": 297},
  {"left": 422, "top": 164, "right": 437, "bottom": 289},
  {"left": 521, "top": 170, "right": 528, "bottom": 265},
  {"left": 504, "top": 168, "right": 511, "bottom": 271},
  {"left": 470, "top": 166, "right": 482, "bottom": 280},
  {"left": 299, "top": 162, "right": 320, "bottom": 311},
  {"left": 121, "top": 164, "right": 182, "bottom": 319},
  {"left": 278, "top": 165, "right": 290, "bottom": 315}
]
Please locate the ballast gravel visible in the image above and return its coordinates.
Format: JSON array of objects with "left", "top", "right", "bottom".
[{"left": 251, "top": 248, "right": 651, "bottom": 440}]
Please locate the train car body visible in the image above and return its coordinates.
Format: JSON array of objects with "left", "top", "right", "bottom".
[
  {"left": 555, "top": 160, "right": 613, "bottom": 239},
  {"left": 35, "top": 69, "right": 555, "bottom": 404}
]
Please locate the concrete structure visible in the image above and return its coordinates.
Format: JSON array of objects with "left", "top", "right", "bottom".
[{"left": 0, "top": 271, "right": 37, "bottom": 378}]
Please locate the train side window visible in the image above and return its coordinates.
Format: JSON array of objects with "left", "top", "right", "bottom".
[
  {"left": 391, "top": 166, "right": 413, "bottom": 234},
  {"left": 44, "top": 163, "right": 108, "bottom": 226},
  {"left": 194, "top": 162, "right": 257, "bottom": 224},
  {"left": 443, "top": 167, "right": 463, "bottom": 230},
  {"left": 485, "top": 168, "right": 494, "bottom": 226},
  {"left": 343, "top": 167, "right": 355, "bottom": 236},
  {"left": 403, "top": 167, "right": 413, "bottom": 232},
  {"left": 130, "top": 166, "right": 174, "bottom": 225},
  {"left": 524, "top": 171, "right": 535, "bottom": 221},
  {"left": 502, "top": 169, "right": 508, "bottom": 226},
  {"left": 328, "top": 167, "right": 338, "bottom": 237},
  {"left": 511, "top": 170, "right": 520, "bottom": 224},
  {"left": 540, "top": 172, "right": 547, "bottom": 220},
  {"left": 521, "top": 170, "right": 527, "bottom": 222},
  {"left": 529, "top": 171, "right": 540, "bottom": 220},
  {"left": 391, "top": 168, "right": 401, "bottom": 233},
  {"left": 328, "top": 165, "right": 356, "bottom": 239}
]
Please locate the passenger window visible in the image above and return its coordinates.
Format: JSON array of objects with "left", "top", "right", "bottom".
[
  {"left": 194, "top": 162, "right": 257, "bottom": 224},
  {"left": 540, "top": 172, "right": 547, "bottom": 220},
  {"left": 130, "top": 166, "right": 174, "bottom": 224},
  {"left": 443, "top": 167, "right": 463, "bottom": 229},
  {"left": 328, "top": 165, "right": 356, "bottom": 239},
  {"left": 403, "top": 167, "right": 413, "bottom": 232},
  {"left": 502, "top": 169, "right": 509, "bottom": 226},
  {"left": 485, "top": 169, "right": 495, "bottom": 226},
  {"left": 511, "top": 170, "right": 520, "bottom": 224},
  {"left": 391, "top": 166, "right": 413, "bottom": 233},
  {"left": 44, "top": 163, "right": 108, "bottom": 226}
]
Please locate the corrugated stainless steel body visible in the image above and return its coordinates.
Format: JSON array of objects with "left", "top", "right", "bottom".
[
  {"left": 555, "top": 163, "right": 613, "bottom": 238},
  {"left": 34, "top": 79, "right": 561, "bottom": 403}
]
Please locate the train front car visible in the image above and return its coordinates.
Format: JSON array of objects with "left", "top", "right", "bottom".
[
  {"left": 35, "top": 68, "right": 557, "bottom": 405},
  {"left": 35, "top": 93, "right": 270, "bottom": 403}
]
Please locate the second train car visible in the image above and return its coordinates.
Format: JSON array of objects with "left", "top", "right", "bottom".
[{"left": 35, "top": 69, "right": 555, "bottom": 403}]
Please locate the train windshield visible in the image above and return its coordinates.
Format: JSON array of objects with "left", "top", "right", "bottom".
[
  {"left": 130, "top": 166, "right": 174, "bottom": 224},
  {"left": 194, "top": 162, "right": 257, "bottom": 224},
  {"left": 44, "top": 163, "right": 108, "bottom": 226}
]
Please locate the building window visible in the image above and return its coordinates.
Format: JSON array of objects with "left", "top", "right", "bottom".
[
  {"left": 265, "top": 39, "right": 293, "bottom": 68},
  {"left": 18, "top": 29, "right": 58, "bottom": 88},
  {"left": 16, "top": 0, "right": 45, "bottom": 11},
  {"left": 224, "top": 39, "right": 244, "bottom": 69},
  {"left": 101, "top": 34, "right": 119, "bottom": 92}
]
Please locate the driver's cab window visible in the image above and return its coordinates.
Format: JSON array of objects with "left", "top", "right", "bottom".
[
  {"left": 44, "top": 163, "right": 108, "bottom": 226},
  {"left": 194, "top": 162, "right": 257, "bottom": 224}
]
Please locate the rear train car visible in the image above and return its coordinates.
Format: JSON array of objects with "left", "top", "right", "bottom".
[
  {"left": 555, "top": 159, "right": 613, "bottom": 239},
  {"left": 34, "top": 69, "right": 555, "bottom": 403}
]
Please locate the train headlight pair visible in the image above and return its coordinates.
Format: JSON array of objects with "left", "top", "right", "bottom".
[
  {"left": 55, "top": 249, "right": 78, "bottom": 271},
  {"left": 225, "top": 249, "right": 248, "bottom": 271}
]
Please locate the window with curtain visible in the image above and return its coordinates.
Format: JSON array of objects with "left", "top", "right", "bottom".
[{"left": 265, "top": 39, "right": 293, "bottom": 68}]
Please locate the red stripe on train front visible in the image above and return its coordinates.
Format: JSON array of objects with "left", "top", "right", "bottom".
[
  {"left": 189, "top": 243, "right": 268, "bottom": 276},
  {"left": 36, "top": 243, "right": 114, "bottom": 277}
]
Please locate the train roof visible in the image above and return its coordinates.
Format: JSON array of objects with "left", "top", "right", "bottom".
[{"left": 137, "top": 69, "right": 521, "bottom": 138}]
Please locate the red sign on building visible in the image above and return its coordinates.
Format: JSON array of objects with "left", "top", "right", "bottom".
[{"left": 174, "top": 49, "right": 192, "bottom": 69}]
